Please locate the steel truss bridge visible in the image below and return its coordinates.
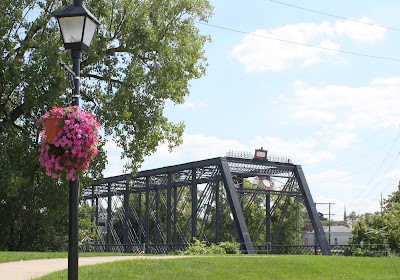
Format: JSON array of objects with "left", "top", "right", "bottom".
[{"left": 82, "top": 156, "right": 331, "bottom": 255}]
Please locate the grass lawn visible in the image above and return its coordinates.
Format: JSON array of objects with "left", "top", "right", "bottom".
[
  {"left": 0, "top": 251, "right": 136, "bottom": 264},
  {"left": 37, "top": 255, "right": 400, "bottom": 280}
]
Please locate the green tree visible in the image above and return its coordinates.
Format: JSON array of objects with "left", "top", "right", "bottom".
[
  {"left": 384, "top": 182, "right": 400, "bottom": 212},
  {"left": 382, "top": 182, "right": 400, "bottom": 253},
  {"left": 271, "top": 196, "right": 306, "bottom": 245},
  {"left": 78, "top": 203, "right": 98, "bottom": 248},
  {"left": 351, "top": 213, "right": 386, "bottom": 246},
  {"left": 0, "top": 0, "right": 213, "bottom": 251},
  {"left": 0, "top": 128, "right": 70, "bottom": 251},
  {"left": 350, "top": 182, "right": 400, "bottom": 254},
  {"left": 383, "top": 203, "right": 400, "bottom": 253},
  {"left": 231, "top": 179, "right": 305, "bottom": 245},
  {"left": 346, "top": 211, "right": 359, "bottom": 228}
]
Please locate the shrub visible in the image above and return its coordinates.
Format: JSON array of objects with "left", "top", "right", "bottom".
[
  {"left": 208, "top": 244, "right": 227, "bottom": 254},
  {"left": 218, "top": 241, "right": 240, "bottom": 254},
  {"left": 180, "top": 239, "right": 239, "bottom": 255}
]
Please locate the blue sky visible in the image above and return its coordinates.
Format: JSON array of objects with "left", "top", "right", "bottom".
[{"left": 104, "top": 0, "right": 400, "bottom": 220}]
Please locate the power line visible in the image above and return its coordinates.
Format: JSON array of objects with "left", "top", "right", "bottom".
[
  {"left": 355, "top": 153, "right": 400, "bottom": 214},
  {"left": 309, "top": 152, "right": 398, "bottom": 183},
  {"left": 196, "top": 22, "right": 400, "bottom": 62},
  {"left": 265, "top": 0, "right": 400, "bottom": 32},
  {"left": 359, "top": 130, "right": 400, "bottom": 194},
  {"left": 372, "top": 158, "right": 400, "bottom": 199},
  {"left": 305, "top": 123, "right": 398, "bottom": 167},
  {"left": 308, "top": 135, "right": 400, "bottom": 175},
  {"left": 347, "top": 138, "right": 400, "bottom": 212}
]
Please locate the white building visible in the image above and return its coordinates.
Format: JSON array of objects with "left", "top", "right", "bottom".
[{"left": 304, "top": 225, "right": 352, "bottom": 246}]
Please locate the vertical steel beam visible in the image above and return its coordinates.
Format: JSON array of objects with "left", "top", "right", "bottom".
[
  {"left": 144, "top": 177, "right": 150, "bottom": 250},
  {"left": 94, "top": 196, "right": 99, "bottom": 243},
  {"left": 294, "top": 165, "right": 331, "bottom": 255},
  {"left": 266, "top": 193, "right": 271, "bottom": 244},
  {"left": 107, "top": 183, "right": 112, "bottom": 250},
  {"left": 215, "top": 182, "right": 220, "bottom": 243},
  {"left": 155, "top": 189, "right": 160, "bottom": 243},
  {"left": 91, "top": 186, "right": 95, "bottom": 235},
  {"left": 219, "top": 158, "right": 254, "bottom": 254},
  {"left": 191, "top": 168, "right": 197, "bottom": 239},
  {"left": 138, "top": 189, "right": 143, "bottom": 243},
  {"left": 167, "top": 174, "right": 172, "bottom": 244},
  {"left": 123, "top": 181, "right": 129, "bottom": 252},
  {"left": 173, "top": 186, "right": 178, "bottom": 243}
]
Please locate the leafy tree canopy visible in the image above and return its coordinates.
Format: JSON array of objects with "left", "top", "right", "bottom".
[
  {"left": 0, "top": 0, "right": 212, "bottom": 250},
  {"left": 1, "top": 0, "right": 213, "bottom": 172}
]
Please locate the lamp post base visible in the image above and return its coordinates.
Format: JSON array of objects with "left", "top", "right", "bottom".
[{"left": 68, "top": 177, "right": 80, "bottom": 280}]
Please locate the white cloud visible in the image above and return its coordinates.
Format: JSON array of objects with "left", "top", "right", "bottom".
[
  {"left": 291, "top": 79, "right": 400, "bottom": 129},
  {"left": 104, "top": 133, "right": 243, "bottom": 175},
  {"left": 309, "top": 170, "right": 360, "bottom": 189},
  {"left": 141, "top": 134, "right": 248, "bottom": 170},
  {"left": 103, "top": 138, "right": 128, "bottom": 177},
  {"left": 345, "top": 192, "right": 383, "bottom": 215},
  {"left": 179, "top": 100, "right": 208, "bottom": 109},
  {"left": 308, "top": 170, "right": 379, "bottom": 217},
  {"left": 231, "top": 18, "right": 386, "bottom": 72},
  {"left": 328, "top": 132, "right": 360, "bottom": 149},
  {"left": 293, "top": 110, "right": 336, "bottom": 124},
  {"left": 373, "top": 169, "right": 400, "bottom": 197},
  {"left": 313, "top": 195, "right": 381, "bottom": 220},
  {"left": 251, "top": 136, "right": 335, "bottom": 164},
  {"left": 231, "top": 27, "right": 337, "bottom": 72},
  {"left": 380, "top": 169, "right": 400, "bottom": 181},
  {"left": 108, "top": 134, "right": 311, "bottom": 175},
  {"left": 371, "top": 77, "right": 400, "bottom": 86},
  {"left": 333, "top": 17, "right": 386, "bottom": 42},
  {"left": 139, "top": 134, "right": 335, "bottom": 169}
]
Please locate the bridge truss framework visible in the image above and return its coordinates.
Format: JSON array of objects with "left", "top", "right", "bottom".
[{"left": 82, "top": 156, "right": 331, "bottom": 255}]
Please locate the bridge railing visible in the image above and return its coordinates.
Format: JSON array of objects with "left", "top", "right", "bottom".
[
  {"left": 81, "top": 243, "right": 189, "bottom": 254},
  {"left": 82, "top": 243, "right": 388, "bottom": 256},
  {"left": 251, "top": 243, "right": 388, "bottom": 256}
]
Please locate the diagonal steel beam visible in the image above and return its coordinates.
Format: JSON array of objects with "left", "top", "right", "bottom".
[
  {"left": 219, "top": 158, "right": 254, "bottom": 254},
  {"left": 294, "top": 165, "right": 331, "bottom": 255}
]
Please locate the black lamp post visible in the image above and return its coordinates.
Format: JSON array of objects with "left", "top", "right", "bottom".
[{"left": 55, "top": 1, "right": 99, "bottom": 279}]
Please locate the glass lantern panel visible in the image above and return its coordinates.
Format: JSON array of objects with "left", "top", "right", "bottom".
[
  {"left": 82, "top": 18, "right": 98, "bottom": 47},
  {"left": 58, "top": 16, "right": 85, "bottom": 43}
]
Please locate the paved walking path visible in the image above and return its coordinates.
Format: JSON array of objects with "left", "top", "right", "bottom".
[{"left": 0, "top": 255, "right": 185, "bottom": 280}]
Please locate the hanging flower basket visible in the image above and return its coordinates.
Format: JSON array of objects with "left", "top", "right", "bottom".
[{"left": 37, "top": 106, "right": 100, "bottom": 180}]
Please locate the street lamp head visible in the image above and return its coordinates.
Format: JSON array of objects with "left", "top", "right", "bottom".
[{"left": 55, "top": 3, "right": 100, "bottom": 52}]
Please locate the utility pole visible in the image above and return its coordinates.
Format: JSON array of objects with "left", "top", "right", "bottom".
[{"left": 315, "top": 202, "right": 335, "bottom": 245}]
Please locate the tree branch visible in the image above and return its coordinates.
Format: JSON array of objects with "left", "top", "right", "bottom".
[
  {"left": 83, "top": 73, "right": 123, "bottom": 84},
  {"left": 0, "top": 103, "right": 25, "bottom": 129},
  {"left": 15, "top": 2, "right": 56, "bottom": 60}
]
